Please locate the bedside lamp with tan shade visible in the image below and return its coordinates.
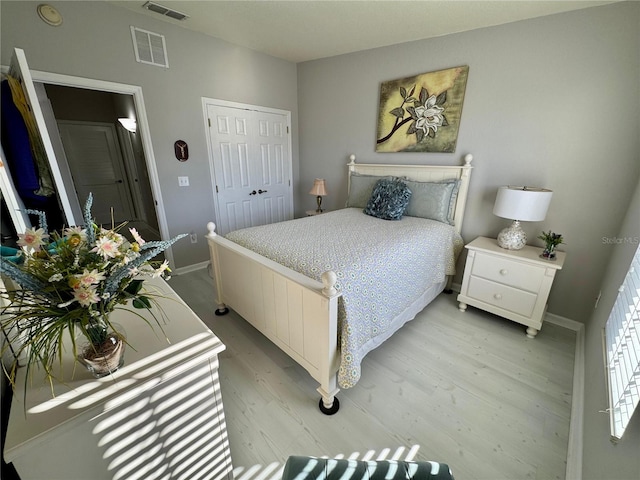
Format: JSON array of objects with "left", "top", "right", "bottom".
[{"left": 309, "top": 179, "right": 327, "bottom": 213}]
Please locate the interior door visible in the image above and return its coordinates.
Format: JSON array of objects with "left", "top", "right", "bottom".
[
  {"left": 0, "top": 146, "right": 30, "bottom": 234},
  {"left": 207, "top": 103, "right": 292, "bottom": 235},
  {"left": 57, "top": 121, "right": 136, "bottom": 226},
  {"left": 7, "top": 48, "right": 77, "bottom": 226},
  {"left": 255, "top": 111, "right": 292, "bottom": 226}
]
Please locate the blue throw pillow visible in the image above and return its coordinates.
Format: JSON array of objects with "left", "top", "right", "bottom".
[
  {"left": 363, "top": 179, "right": 412, "bottom": 220},
  {"left": 404, "top": 179, "right": 461, "bottom": 225},
  {"left": 346, "top": 173, "right": 392, "bottom": 208}
]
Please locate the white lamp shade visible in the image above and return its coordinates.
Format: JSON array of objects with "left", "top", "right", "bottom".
[
  {"left": 309, "top": 179, "right": 327, "bottom": 196},
  {"left": 493, "top": 186, "right": 552, "bottom": 222}
]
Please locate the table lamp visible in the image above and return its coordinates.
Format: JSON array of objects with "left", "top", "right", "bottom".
[
  {"left": 309, "top": 179, "right": 327, "bottom": 213},
  {"left": 493, "top": 186, "right": 553, "bottom": 250}
]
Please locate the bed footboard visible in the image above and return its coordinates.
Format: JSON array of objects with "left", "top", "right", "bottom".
[{"left": 206, "top": 222, "right": 342, "bottom": 414}]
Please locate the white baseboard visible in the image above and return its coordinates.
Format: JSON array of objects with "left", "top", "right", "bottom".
[
  {"left": 173, "top": 261, "right": 209, "bottom": 276},
  {"left": 545, "top": 313, "right": 584, "bottom": 480},
  {"left": 545, "top": 312, "right": 583, "bottom": 332}
]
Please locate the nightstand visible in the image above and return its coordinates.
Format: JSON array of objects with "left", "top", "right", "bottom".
[
  {"left": 457, "top": 236, "right": 565, "bottom": 338},
  {"left": 306, "top": 209, "right": 326, "bottom": 216}
]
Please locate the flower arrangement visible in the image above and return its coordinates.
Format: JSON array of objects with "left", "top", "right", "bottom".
[
  {"left": 538, "top": 230, "right": 564, "bottom": 259},
  {"left": 0, "top": 194, "right": 185, "bottom": 388},
  {"left": 376, "top": 84, "right": 449, "bottom": 146}
]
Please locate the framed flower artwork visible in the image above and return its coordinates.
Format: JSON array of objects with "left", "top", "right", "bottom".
[{"left": 376, "top": 66, "right": 469, "bottom": 153}]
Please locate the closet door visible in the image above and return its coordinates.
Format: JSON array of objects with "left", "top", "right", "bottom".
[
  {"left": 206, "top": 103, "right": 293, "bottom": 235},
  {"left": 6, "top": 48, "right": 78, "bottom": 226},
  {"left": 254, "top": 111, "right": 291, "bottom": 226}
]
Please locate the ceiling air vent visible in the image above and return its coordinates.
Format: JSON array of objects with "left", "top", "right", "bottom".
[
  {"left": 142, "top": 1, "right": 189, "bottom": 21},
  {"left": 131, "top": 26, "right": 169, "bottom": 68}
]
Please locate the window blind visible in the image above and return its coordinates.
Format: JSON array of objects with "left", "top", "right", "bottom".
[{"left": 605, "top": 243, "right": 640, "bottom": 440}]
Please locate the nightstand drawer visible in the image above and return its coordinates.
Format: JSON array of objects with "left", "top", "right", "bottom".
[
  {"left": 471, "top": 253, "right": 544, "bottom": 293},
  {"left": 467, "top": 276, "right": 537, "bottom": 317}
]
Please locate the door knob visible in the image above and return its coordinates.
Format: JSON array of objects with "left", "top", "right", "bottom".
[
  {"left": 258, "top": 189, "right": 268, "bottom": 194},
  {"left": 249, "top": 190, "right": 257, "bottom": 196}
]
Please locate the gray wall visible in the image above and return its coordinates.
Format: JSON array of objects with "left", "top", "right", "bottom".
[
  {"left": 582, "top": 176, "right": 640, "bottom": 479},
  {"left": 297, "top": 3, "right": 640, "bottom": 477},
  {"left": 0, "top": 0, "right": 299, "bottom": 268},
  {"left": 297, "top": 2, "right": 640, "bottom": 326}
]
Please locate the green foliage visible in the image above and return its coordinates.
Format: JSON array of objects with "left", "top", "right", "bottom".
[
  {"left": 0, "top": 193, "right": 185, "bottom": 393},
  {"left": 538, "top": 230, "right": 564, "bottom": 249}
]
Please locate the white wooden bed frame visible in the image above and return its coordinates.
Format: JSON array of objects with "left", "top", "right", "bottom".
[{"left": 206, "top": 153, "right": 473, "bottom": 414}]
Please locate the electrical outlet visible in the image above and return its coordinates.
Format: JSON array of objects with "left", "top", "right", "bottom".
[
  {"left": 178, "top": 176, "right": 190, "bottom": 187},
  {"left": 190, "top": 232, "right": 197, "bottom": 243}
]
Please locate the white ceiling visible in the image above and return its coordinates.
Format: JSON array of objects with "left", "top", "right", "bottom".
[{"left": 109, "top": 0, "right": 617, "bottom": 63}]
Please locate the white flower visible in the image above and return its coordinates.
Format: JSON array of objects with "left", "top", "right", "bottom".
[
  {"left": 91, "top": 237, "right": 120, "bottom": 259},
  {"left": 414, "top": 95, "right": 445, "bottom": 135},
  {"left": 152, "top": 260, "right": 171, "bottom": 278},
  {"left": 73, "top": 287, "right": 101, "bottom": 307},
  {"left": 48, "top": 273, "right": 64, "bottom": 282},
  {"left": 63, "top": 226, "right": 87, "bottom": 241},
  {"left": 74, "top": 269, "right": 107, "bottom": 287},
  {"left": 17, "top": 228, "right": 49, "bottom": 252},
  {"left": 129, "top": 227, "right": 146, "bottom": 246}
]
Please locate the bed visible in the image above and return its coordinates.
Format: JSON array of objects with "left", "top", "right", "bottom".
[{"left": 206, "top": 154, "right": 473, "bottom": 414}]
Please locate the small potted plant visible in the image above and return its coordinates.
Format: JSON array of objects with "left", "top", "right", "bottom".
[{"left": 538, "top": 230, "right": 564, "bottom": 260}]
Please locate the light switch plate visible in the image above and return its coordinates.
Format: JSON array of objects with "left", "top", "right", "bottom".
[{"left": 178, "top": 176, "right": 189, "bottom": 187}]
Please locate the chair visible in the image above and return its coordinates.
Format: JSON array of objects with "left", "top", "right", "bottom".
[{"left": 281, "top": 456, "right": 454, "bottom": 480}]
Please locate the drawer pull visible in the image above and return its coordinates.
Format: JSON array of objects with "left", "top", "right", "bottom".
[
  {"left": 499, "top": 269, "right": 508, "bottom": 275},
  {"left": 494, "top": 293, "right": 502, "bottom": 300}
]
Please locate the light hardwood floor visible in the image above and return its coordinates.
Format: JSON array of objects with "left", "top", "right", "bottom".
[{"left": 168, "top": 268, "right": 576, "bottom": 480}]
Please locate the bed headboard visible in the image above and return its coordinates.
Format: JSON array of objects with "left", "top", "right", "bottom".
[{"left": 347, "top": 153, "right": 474, "bottom": 235}]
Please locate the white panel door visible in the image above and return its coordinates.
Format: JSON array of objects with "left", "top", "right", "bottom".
[
  {"left": 255, "top": 111, "right": 291, "bottom": 225},
  {"left": 207, "top": 103, "right": 292, "bottom": 235},
  {"left": 0, "top": 146, "right": 30, "bottom": 234},
  {"left": 58, "top": 122, "right": 136, "bottom": 226},
  {"left": 8, "top": 48, "right": 78, "bottom": 226}
]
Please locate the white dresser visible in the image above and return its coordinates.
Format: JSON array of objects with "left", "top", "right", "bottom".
[
  {"left": 457, "top": 236, "right": 565, "bottom": 338},
  {"left": 4, "top": 277, "right": 233, "bottom": 480}
]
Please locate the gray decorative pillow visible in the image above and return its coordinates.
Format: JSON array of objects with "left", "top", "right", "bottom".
[
  {"left": 346, "top": 173, "right": 392, "bottom": 208},
  {"left": 404, "top": 179, "right": 461, "bottom": 225},
  {"left": 364, "top": 179, "right": 412, "bottom": 220}
]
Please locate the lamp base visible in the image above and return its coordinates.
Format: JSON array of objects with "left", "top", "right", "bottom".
[
  {"left": 316, "top": 195, "right": 323, "bottom": 213},
  {"left": 497, "top": 220, "right": 527, "bottom": 250}
]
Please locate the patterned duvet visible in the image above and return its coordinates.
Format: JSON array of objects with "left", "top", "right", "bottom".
[{"left": 225, "top": 208, "right": 463, "bottom": 388}]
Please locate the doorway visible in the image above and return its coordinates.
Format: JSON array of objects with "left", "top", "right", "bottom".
[
  {"left": 43, "top": 83, "right": 160, "bottom": 241},
  {"left": 0, "top": 50, "right": 172, "bottom": 266}
]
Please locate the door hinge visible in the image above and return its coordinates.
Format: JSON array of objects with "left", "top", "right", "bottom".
[
  {"left": 216, "top": 185, "right": 219, "bottom": 193},
  {"left": 288, "top": 179, "right": 291, "bottom": 187},
  {"left": 208, "top": 118, "right": 211, "bottom": 127},
  {"left": 286, "top": 126, "right": 289, "bottom": 134}
]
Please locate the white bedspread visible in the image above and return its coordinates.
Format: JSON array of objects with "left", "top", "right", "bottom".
[{"left": 225, "top": 208, "right": 463, "bottom": 388}]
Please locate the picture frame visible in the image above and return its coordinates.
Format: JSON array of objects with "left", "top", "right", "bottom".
[{"left": 376, "top": 66, "right": 469, "bottom": 153}]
